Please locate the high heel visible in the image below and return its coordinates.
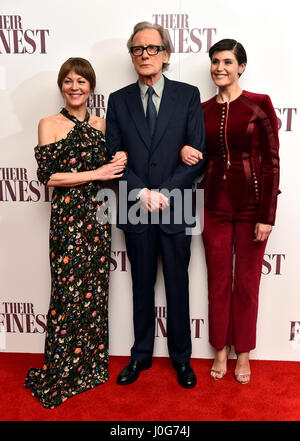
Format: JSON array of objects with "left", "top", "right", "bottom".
[
  {"left": 234, "top": 372, "right": 251, "bottom": 385},
  {"left": 210, "top": 368, "right": 226, "bottom": 380},
  {"left": 234, "top": 352, "right": 251, "bottom": 385},
  {"left": 210, "top": 345, "right": 231, "bottom": 380}
]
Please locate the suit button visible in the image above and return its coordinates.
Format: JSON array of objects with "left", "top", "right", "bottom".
[{"left": 151, "top": 162, "right": 157, "bottom": 166}]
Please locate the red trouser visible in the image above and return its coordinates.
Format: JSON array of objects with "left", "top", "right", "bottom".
[{"left": 202, "top": 181, "right": 268, "bottom": 352}]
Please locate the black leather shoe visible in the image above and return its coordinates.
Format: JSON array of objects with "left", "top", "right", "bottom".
[
  {"left": 173, "top": 361, "right": 197, "bottom": 389},
  {"left": 117, "top": 358, "right": 152, "bottom": 385}
]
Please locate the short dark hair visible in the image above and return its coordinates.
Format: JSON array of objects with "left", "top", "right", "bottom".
[
  {"left": 127, "top": 21, "right": 171, "bottom": 71},
  {"left": 209, "top": 39, "right": 247, "bottom": 65},
  {"left": 57, "top": 57, "right": 96, "bottom": 92}
]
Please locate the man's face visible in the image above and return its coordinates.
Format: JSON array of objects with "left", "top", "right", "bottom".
[{"left": 131, "top": 28, "right": 169, "bottom": 83}]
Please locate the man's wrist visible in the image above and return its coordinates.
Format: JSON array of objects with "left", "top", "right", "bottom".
[{"left": 136, "top": 188, "right": 148, "bottom": 200}]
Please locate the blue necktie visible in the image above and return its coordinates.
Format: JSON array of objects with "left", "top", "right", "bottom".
[{"left": 146, "top": 86, "right": 157, "bottom": 138}]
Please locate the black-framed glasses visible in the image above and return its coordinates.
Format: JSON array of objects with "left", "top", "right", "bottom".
[{"left": 129, "top": 45, "right": 166, "bottom": 56}]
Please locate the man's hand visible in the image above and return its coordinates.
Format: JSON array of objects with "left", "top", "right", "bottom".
[
  {"left": 140, "top": 189, "right": 169, "bottom": 212},
  {"left": 181, "top": 145, "right": 203, "bottom": 166}
]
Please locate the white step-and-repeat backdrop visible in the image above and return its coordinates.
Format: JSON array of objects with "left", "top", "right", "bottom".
[{"left": 0, "top": 0, "right": 299, "bottom": 361}]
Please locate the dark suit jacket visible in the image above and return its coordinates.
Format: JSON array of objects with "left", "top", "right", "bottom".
[
  {"left": 200, "top": 91, "right": 280, "bottom": 225},
  {"left": 106, "top": 75, "right": 206, "bottom": 233}
]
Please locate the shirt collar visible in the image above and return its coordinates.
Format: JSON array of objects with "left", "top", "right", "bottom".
[{"left": 138, "top": 74, "right": 165, "bottom": 98}]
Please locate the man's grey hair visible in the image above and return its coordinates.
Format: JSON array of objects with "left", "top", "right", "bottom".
[{"left": 127, "top": 21, "right": 171, "bottom": 71}]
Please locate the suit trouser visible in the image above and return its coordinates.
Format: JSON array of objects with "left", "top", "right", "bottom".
[
  {"left": 125, "top": 225, "right": 192, "bottom": 364},
  {"left": 202, "top": 181, "right": 268, "bottom": 353}
]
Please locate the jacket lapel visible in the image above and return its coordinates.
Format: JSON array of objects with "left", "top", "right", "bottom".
[
  {"left": 126, "top": 82, "right": 151, "bottom": 150},
  {"left": 151, "top": 76, "right": 177, "bottom": 153}
]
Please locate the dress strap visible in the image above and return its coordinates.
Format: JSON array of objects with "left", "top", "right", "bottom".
[{"left": 60, "top": 107, "right": 90, "bottom": 124}]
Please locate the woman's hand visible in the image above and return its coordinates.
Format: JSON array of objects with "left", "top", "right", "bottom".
[
  {"left": 110, "top": 150, "right": 128, "bottom": 166},
  {"left": 181, "top": 145, "right": 203, "bottom": 166},
  {"left": 254, "top": 223, "right": 272, "bottom": 242},
  {"left": 93, "top": 160, "right": 125, "bottom": 181}
]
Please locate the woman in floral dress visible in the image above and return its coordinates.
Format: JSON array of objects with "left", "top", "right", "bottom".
[{"left": 25, "top": 58, "right": 127, "bottom": 408}]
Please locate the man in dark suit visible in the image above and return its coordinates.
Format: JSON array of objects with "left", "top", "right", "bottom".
[{"left": 106, "top": 21, "right": 205, "bottom": 388}]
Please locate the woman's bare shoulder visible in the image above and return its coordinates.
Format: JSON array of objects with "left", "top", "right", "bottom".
[
  {"left": 39, "top": 113, "right": 65, "bottom": 129},
  {"left": 38, "top": 113, "right": 65, "bottom": 145}
]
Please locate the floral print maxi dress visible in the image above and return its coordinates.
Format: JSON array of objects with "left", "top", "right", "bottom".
[{"left": 25, "top": 108, "right": 111, "bottom": 408}]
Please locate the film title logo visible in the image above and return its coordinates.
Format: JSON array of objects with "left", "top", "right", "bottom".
[
  {"left": 0, "top": 168, "right": 50, "bottom": 202},
  {"left": 110, "top": 250, "right": 127, "bottom": 272},
  {"left": 111, "top": 251, "right": 285, "bottom": 275},
  {"left": 0, "top": 302, "right": 46, "bottom": 334},
  {"left": 87, "top": 94, "right": 106, "bottom": 118},
  {"left": 275, "top": 107, "right": 297, "bottom": 131},
  {"left": 0, "top": 15, "right": 49, "bottom": 54},
  {"left": 290, "top": 321, "right": 300, "bottom": 343},
  {"left": 153, "top": 13, "right": 216, "bottom": 53},
  {"left": 155, "top": 306, "right": 204, "bottom": 339},
  {"left": 262, "top": 253, "right": 285, "bottom": 275}
]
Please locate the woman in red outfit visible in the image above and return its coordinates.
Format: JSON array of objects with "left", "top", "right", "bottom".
[{"left": 181, "top": 39, "right": 280, "bottom": 384}]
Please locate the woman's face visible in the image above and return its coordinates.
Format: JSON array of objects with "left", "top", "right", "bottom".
[
  {"left": 210, "top": 50, "right": 246, "bottom": 88},
  {"left": 61, "top": 70, "right": 91, "bottom": 108}
]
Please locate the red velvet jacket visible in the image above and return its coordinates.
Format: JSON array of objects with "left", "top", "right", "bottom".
[{"left": 200, "top": 90, "right": 280, "bottom": 225}]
